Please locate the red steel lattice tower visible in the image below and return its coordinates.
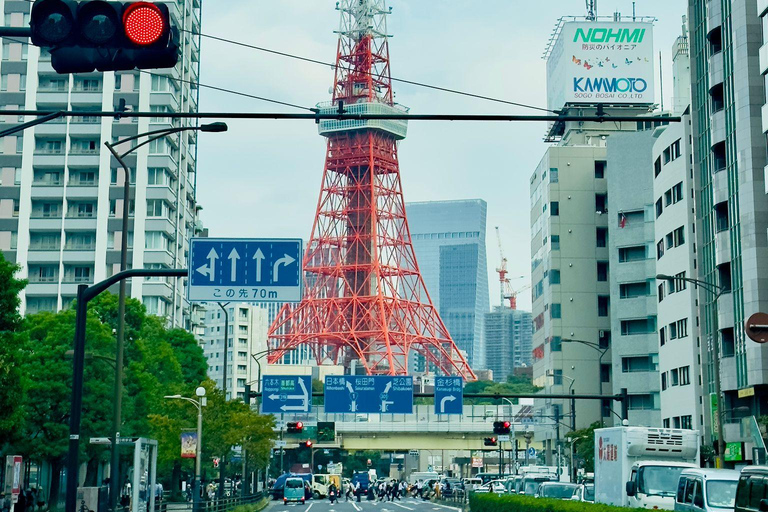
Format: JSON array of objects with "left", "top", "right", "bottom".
[{"left": 266, "top": 0, "right": 475, "bottom": 379}]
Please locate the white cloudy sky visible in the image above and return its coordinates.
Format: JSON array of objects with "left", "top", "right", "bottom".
[{"left": 195, "top": 0, "right": 687, "bottom": 312}]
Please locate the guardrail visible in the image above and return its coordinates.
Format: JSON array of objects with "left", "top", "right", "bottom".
[{"left": 150, "top": 492, "right": 265, "bottom": 512}]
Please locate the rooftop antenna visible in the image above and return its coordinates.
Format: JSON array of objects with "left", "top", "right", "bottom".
[
  {"left": 586, "top": 0, "right": 597, "bottom": 21},
  {"left": 659, "top": 51, "right": 664, "bottom": 111},
  {"left": 632, "top": 1, "right": 636, "bottom": 20}
]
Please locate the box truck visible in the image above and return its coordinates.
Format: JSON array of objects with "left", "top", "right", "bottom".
[{"left": 594, "top": 427, "right": 699, "bottom": 510}]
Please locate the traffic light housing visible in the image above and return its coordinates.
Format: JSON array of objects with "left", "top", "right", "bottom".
[
  {"left": 30, "top": 0, "right": 178, "bottom": 73},
  {"left": 300, "top": 440, "right": 313, "bottom": 449},
  {"left": 484, "top": 437, "right": 497, "bottom": 447},
  {"left": 286, "top": 421, "right": 304, "bottom": 434},
  {"left": 493, "top": 420, "right": 511, "bottom": 435}
]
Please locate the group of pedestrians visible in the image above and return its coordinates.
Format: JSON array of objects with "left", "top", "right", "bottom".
[
  {"left": 1, "top": 488, "right": 43, "bottom": 512},
  {"left": 374, "top": 480, "right": 406, "bottom": 501}
]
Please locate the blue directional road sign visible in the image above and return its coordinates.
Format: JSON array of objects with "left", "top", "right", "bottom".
[
  {"left": 528, "top": 447, "right": 536, "bottom": 458},
  {"left": 324, "top": 375, "right": 413, "bottom": 414},
  {"left": 434, "top": 376, "right": 463, "bottom": 415},
  {"left": 188, "top": 238, "right": 302, "bottom": 302},
  {"left": 261, "top": 375, "right": 312, "bottom": 414}
]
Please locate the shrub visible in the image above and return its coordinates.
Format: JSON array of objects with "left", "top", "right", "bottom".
[{"left": 469, "top": 493, "right": 627, "bottom": 512}]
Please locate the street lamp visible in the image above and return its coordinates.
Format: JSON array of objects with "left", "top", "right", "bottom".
[
  {"left": 165, "top": 386, "right": 207, "bottom": 512},
  {"left": 105, "top": 121, "right": 227, "bottom": 511},
  {"left": 561, "top": 338, "right": 609, "bottom": 394},
  {"left": 657, "top": 273, "right": 729, "bottom": 468}
]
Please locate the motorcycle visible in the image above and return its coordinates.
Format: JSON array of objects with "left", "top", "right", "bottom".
[{"left": 329, "top": 490, "right": 337, "bottom": 504}]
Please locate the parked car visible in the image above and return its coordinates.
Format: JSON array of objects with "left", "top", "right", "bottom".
[
  {"left": 676, "top": 468, "right": 739, "bottom": 512},
  {"left": 572, "top": 483, "right": 595, "bottom": 503},
  {"left": 536, "top": 482, "right": 581, "bottom": 500},
  {"left": 283, "top": 477, "right": 306, "bottom": 505}
]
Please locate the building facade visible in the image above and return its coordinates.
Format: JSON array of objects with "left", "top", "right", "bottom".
[
  {"left": 607, "top": 131, "right": 661, "bottom": 427},
  {"left": 0, "top": 1, "right": 202, "bottom": 328},
  {"left": 201, "top": 303, "right": 268, "bottom": 401},
  {"left": 484, "top": 307, "right": 533, "bottom": 382},
  {"left": 406, "top": 199, "right": 490, "bottom": 370},
  {"left": 689, "top": 0, "right": 768, "bottom": 441}
]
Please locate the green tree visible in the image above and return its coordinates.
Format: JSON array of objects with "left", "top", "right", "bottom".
[
  {"left": 565, "top": 422, "right": 601, "bottom": 473},
  {"left": 464, "top": 375, "right": 541, "bottom": 405},
  {"left": 0, "top": 252, "right": 27, "bottom": 445}
]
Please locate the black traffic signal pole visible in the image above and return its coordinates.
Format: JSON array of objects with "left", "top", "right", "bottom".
[{"left": 66, "top": 268, "right": 187, "bottom": 512}]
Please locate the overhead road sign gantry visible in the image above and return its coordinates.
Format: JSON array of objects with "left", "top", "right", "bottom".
[
  {"left": 188, "top": 238, "right": 302, "bottom": 302},
  {"left": 434, "top": 376, "right": 463, "bottom": 415},
  {"left": 261, "top": 376, "right": 311, "bottom": 414},
  {"left": 324, "top": 375, "right": 413, "bottom": 414}
]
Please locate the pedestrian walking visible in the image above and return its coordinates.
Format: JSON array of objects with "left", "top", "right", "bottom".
[
  {"left": 345, "top": 482, "right": 353, "bottom": 502},
  {"left": 354, "top": 481, "right": 361, "bottom": 503}
]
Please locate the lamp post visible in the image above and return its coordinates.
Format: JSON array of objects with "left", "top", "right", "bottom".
[
  {"left": 104, "top": 121, "right": 227, "bottom": 511},
  {"left": 657, "top": 273, "right": 729, "bottom": 468},
  {"left": 165, "top": 386, "right": 207, "bottom": 512}
]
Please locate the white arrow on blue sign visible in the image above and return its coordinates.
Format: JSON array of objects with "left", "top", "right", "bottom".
[
  {"left": 434, "top": 376, "right": 463, "bottom": 415},
  {"left": 324, "top": 376, "right": 413, "bottom": 414},
  {"left": 261, "top": 375, "right": 312, "bottom": 414},
  {"left": 188, "top": 238, "right": 302, "bottom": 302}
]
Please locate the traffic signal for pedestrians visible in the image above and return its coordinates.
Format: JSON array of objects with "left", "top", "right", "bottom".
[
  {"left": 287, "top": 421, "right": 304, "bottom": 434},
  {"left": 493, "top": 420, "right": 511, "bottom": 434},
  {"left": 30, "top": 0, "right": 178, "bottom": 73},
  {"left": 484, "top": 437, "right": 498, "bottom": 447}
]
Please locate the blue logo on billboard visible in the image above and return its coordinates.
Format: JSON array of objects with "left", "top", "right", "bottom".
[{"left": 573, "top": 77, "right": 648, "bottom": 93}]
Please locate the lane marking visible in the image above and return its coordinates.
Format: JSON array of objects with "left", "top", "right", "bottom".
[
  {"left": 430, "top": 504, "right": 462, "bottom": 512},
  {"left": 306, "top": 503, "right": 314, "bottom": 512},
  {"left": 351, "top": 502, "right": 362, "bottom": 511},
  {"left": 391, "top": 503, "right": 414, "bottom": 511}
]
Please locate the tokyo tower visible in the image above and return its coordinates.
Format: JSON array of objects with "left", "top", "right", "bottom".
[{"left": 266, "top": 0, "right": 475, "bottom": 379}]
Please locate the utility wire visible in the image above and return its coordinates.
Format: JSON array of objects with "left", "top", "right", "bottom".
[
  {"left": 185, "top": 29, "right": 559, "bottom": 114},
  {"left": 0, "top": 34, "right": 313, "bottom": 111}
]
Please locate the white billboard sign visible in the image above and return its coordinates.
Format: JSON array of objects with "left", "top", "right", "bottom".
[{"left": 547, "top": 22, "right": 655, "bottom": 109}]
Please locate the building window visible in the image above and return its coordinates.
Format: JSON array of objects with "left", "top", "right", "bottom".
[
  {"left": 237, "top": 351, "right": 247, "bottom": 358},
  {"left": 661, "top": 372, "right": 667, "bottom": 391},
  {"left": 681, "top": 415, "right": 693, "bottom": 429},
  {"left": 659, "top": 327, "right": 666, "bottom": 346},
  {"left": 598, "top": 330, "right": 611, "bottom": 349},
  {"left": 549, "top": 269, "right": 560, "bottom": 285},
  {"left": 600, "top": 364, "right": 611, "bottom": 383},
  {"left": 655, "top": 198, "right": 663, "bottom": 218},
  {"left": 597, "top": 261, "right": 609, "bottom": 281},
  {"left": 656, "top": 240, "right": 664, "bottom": 260},
  {"left": 654, "top": 157, "right": 662, "bottom": 177},
  {"left": 658, "top": 283, "right": 665, "bottom": 302},
  {"left": 679, "top": 366, "right": 690, "bottom": 386},
  {"left": 595, "top": 193, "right": 607, "bottom": 213},
  {"left": 619, "top": 245, "right": 646, "bottom": 262},
  {"left": 550, "top": 201, "right": 559, "bottom": 216},
  {"left": 549, "top": 167, "right": 559, "bottom": 183},
  {"left": 596, "top": 227, "right": 608, "bottom": 248},
  {"left": 620, "top": 282, "right": 649, "bottom": 299},
  {"left": 595, "top": 160, "right": 606, "bottom": 179},
  {"left": 552, "top": 369, "right": 563, "bottom": 386},
  {"left": 597, "top": 295, "right": 609, "bottom": 317},
  {"left": 550, "top": 336, "right": 562, "bottom": 352},
  {"left": 550, "top": 303, "right": 561, "bottom": 319},
  {"left": 673, "top": 226, "right": 685, "bottom": 247},
  {"left": 627, "top": 395, "right": 654, "bottom": 410},
  {"left": 551, "top": 235, "right": 560, "bottom": 250},
  {"left": 622, "top": 356, "right": 656, "bottom": 373},
  {"left": 674, "top": 272, "right": 687, "bottom": 292},
  {"left": 672, "top": 182, "right": 683, "bottom": 203},
  {"left": 620, "top": 318, "right": 655, "bottom": 335},
  {"left": 670, "top": 368, "right": 679, "bottom": 386},
  {"left": 663, "top": 418, "right": 670, "bottom": 428}
]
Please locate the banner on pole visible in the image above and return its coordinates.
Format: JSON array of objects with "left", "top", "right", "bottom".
[{"left": 181, "top": 431, "right": 197, "bottom": 459}]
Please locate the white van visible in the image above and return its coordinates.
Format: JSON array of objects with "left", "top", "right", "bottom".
[
  {"left": 462, "top": 478, "right": 482, "bottom": 492},
  {"left": 674, "top": 468, "right": 740, "bottom": 512}
]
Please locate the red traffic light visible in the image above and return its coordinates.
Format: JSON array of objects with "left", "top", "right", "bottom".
[
  {"left": 304, "top": 440, "right": 313, "bottom": 448},
  {"left": 503, "top": 421, "right": 511, "bottom": 429},
  {"left": 296, "top": 421, "right": 304, "bottom": 430},
  {"left": 123, "top": 2, "right": 165, "bottom": 46}
]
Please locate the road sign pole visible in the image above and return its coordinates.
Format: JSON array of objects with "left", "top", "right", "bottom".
[{"left": 218, "top": 302, "right": 229, "bottom": 500}]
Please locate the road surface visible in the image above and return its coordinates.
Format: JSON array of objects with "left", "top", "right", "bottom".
[{"left": 264, "top": 497, "right": 464, "bottom": 512}]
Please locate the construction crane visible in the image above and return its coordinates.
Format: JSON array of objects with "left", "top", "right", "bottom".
[{"left": 495, "top": 227, "right": 526, "bottom": 309}]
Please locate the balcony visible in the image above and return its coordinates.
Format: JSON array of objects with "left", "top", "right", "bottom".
[
  {"left": 707, "top": 0, "right": 722, "bottom": 32},
  {"left": 711, "top": 110, "right": 726, "bottom": 145},
  {"left": 708, "top": 51, "right": 724, "bottom": 88},
  {"left": 713, "top": 169, "right": 729, "bottom": 203},
  {"left": 717, "top": 292, "right": 734, "bottom": 330},
  {"left": 715, "top": 231, "right": 731, "bottom": 266}
]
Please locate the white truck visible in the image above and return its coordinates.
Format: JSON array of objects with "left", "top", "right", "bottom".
[{"left": 594, "top": 426, "right": 699, "bottom": 510}]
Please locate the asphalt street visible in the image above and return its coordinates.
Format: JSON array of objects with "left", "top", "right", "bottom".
[{"left": 265, "top": 497, "right": 464, "bottom": 512}]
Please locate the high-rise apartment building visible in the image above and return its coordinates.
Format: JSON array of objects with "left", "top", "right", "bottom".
[
  {"left": 606, "top": 131, "right": 661, "bottom": 426},
  {"left": 201, "top": 303, "right": 268, "bottom": 400},
  {"left": 0, "top": 2, "right": 202, "bottom": 328},
  {"left": 689, "top": 0, "right": 768, "bottom": 437},
  {"left": 406, "top": 199, "right": 490, "bottom": 370},
  {"left": 651, "top": 21, "right": 704, "bottom": 436},
  {"left": 484, "top": 307, "right": 533, "bottom": 382}
]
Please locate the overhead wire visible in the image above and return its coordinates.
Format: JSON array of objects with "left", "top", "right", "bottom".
[{"left": 184, "top": 29, "right": 559, "bottom": 114}]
